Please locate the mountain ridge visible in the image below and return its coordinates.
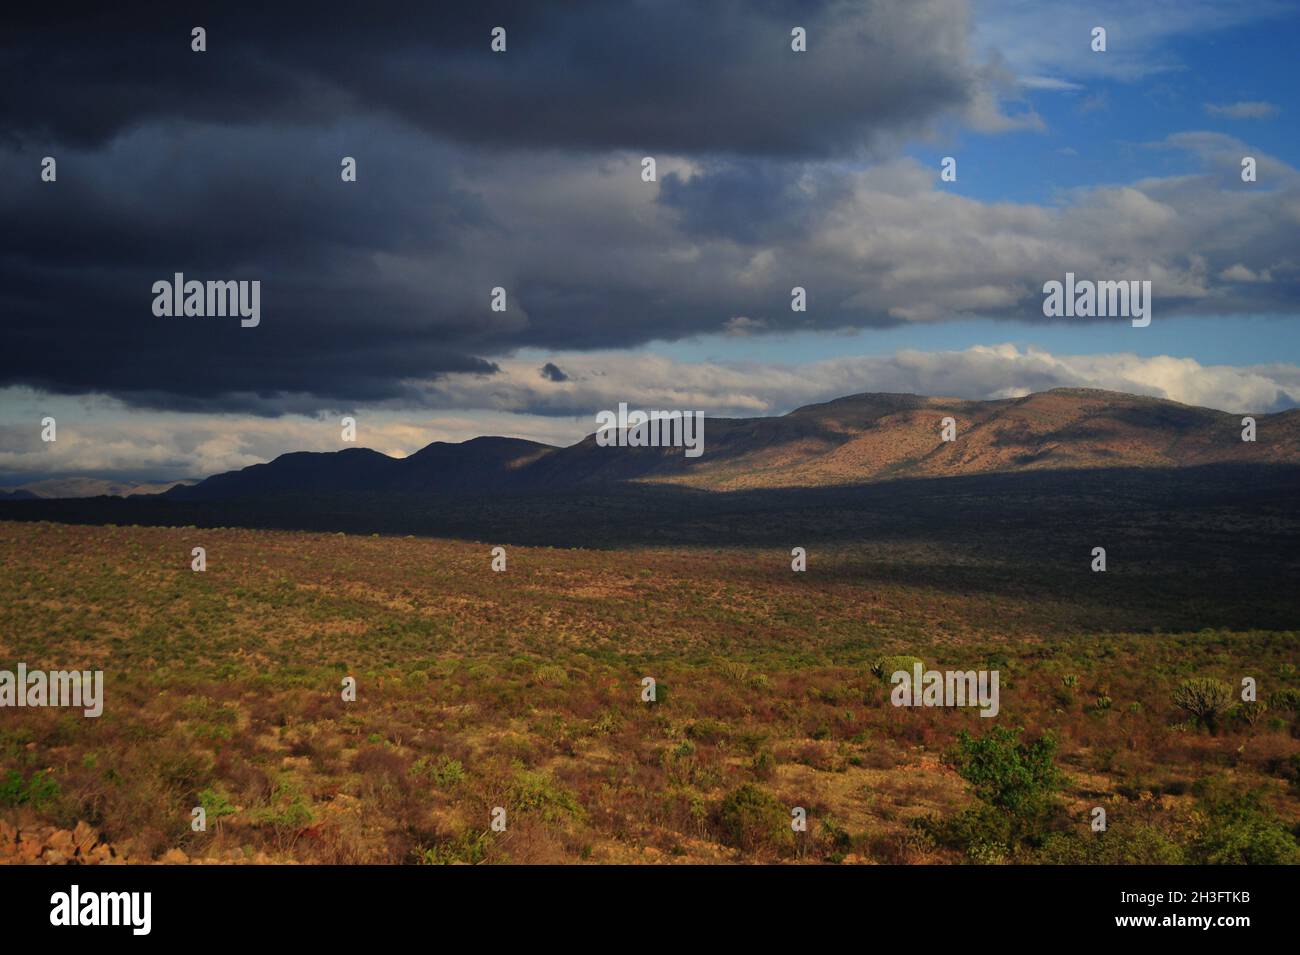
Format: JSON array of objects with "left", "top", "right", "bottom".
[
  {"left": 160, "top": 388, "right": 1300, "bottom": 502},
  {"left": 0, "top": 477, "right": 196, "bottom": 500}
]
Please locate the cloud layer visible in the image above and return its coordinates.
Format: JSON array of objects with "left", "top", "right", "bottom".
[
  {"left": 4, "top": 345, "right": 1297, "bottom": 483},
  {"left": 3, "top": 3, "right": 1296, "bottom": 415},
  {"left": 4, "top": 124, "right": 1297, "bottom": 414}
]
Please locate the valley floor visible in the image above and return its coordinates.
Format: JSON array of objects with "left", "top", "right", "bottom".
[{"left": 1, "top": 519, "right": 1297, "bottom": 864}]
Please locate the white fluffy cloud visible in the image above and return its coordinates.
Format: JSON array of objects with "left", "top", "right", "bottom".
[
  {"left": 4, "top": 345, "right": 1297, "bottom": 484},
  {"left": 420, "top": 346, "right": 1300, "bottom": 419}
]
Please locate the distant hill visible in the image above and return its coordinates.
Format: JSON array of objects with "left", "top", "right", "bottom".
[
  {"left": 162, "top": 388, "right": 1300, "bottom": 501},
  {"left": 0, "top": 477, "right": 196, "bottom": 499},
  {"left": 166, "top": 437, "right": 553, "bottom": 501},
  {"left": 615, "top": 388, "right": 1300, "bottom": 490}
]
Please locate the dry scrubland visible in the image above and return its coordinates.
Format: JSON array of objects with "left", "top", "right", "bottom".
[{"left": 1, "top": 519, "right": 1298, "bottom": 864}]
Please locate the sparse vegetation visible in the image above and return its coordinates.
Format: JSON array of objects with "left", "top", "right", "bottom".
[
  {"left": 1, "top": 515, "right": 1296, "bottom": 864},
  {"left": 716, "top": 784, "right": 791, "bottom": 856},
  {"left": 1173, "top": 678, "right": 1235, "bottom": 733}
]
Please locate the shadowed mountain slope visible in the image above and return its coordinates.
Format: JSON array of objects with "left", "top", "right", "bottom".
[{"left": 162, "top": 388, "right": 1300, "bottom": 501}]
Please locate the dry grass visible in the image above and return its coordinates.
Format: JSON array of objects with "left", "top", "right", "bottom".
[{"left": 1, "top": 520, "right": 1297, "bottom": 864}]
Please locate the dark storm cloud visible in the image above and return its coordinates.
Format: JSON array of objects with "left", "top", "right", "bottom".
[
  {"left": 657, "top": 161, "right": 851, "bottom": 243},
  {"left": 0, "top": 123, "right": 504, "bottom": 411},
  {"left": 3, "top": 1, "right": 978, "bottom": 157},
  {"left": 4, "top": 3, "right": 1295, "bottom": 417},
  {"left": 539, "top": 363, "right": 569, "bottom": 383},
  {"left": 6, "top": 122, "right": 1299, "bottom": 415},
  {"left": 1, "top": 1, "right": 990, "bottom": 412}
]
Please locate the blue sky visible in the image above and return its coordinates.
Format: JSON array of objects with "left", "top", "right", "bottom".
[
  {"left": 674, "top": 3, "right": 1300, "bottom": 369},
  {"left": 946, "top": 11, "right": 1300, "bottom": 204}
]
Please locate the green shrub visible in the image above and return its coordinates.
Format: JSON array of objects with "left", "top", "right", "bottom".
[
  {"left": 198, "top": 786, "right": 237, "bottom": 819},
  {"left": 507, "top": 769, "right": 583, "bottom": 822},
  {"left": 0, "top": 769, "right": 60, "bottom": 808},
  {"left": 871, "top": 655, "right": 923, "bottom": 683},
  {"left": 661, "top": 740, "right": 701, "bottom": 787},
  {"left": 1234, "top": 700, "right": 1269, "bottom": 729},
  {"left": 819, "top": 815, "right": 852, "bottom": 862},
  {"left": 716, "top": 784, "right": 791, "bottom": 855},
  {"left": 1038, "top": 824, "right": 1185, "bottom": 864},
  {"left": 250, "top": 775, "right": 314, "bottom": 833},
  {"left": 646, "top": 681, "right": 668, "bottom": 706},
  {"left": 1173, "top": 678, "right": 1234, "bottom": 732},
  {"left": 950, "top": 727, "right": 1060, "bottom": 820},
  {"left": 590, "top": 710, "right": 622, "bottom": 735},
  {"left": 413, "top": 756, "right": 466, "bottom": 788},
  {"left": 750, "top": 750, "right": 776, "bottom": 781},
  {"left": 1191, "top": 782, "right": 1300, "bottom": 864},
  {"left": 1268, "top": 688, "right": 1300, "bottom": 713},
  {"left": 685, "top": 718, "right": 729, "bottom": 744},
  {"left": 533, "top": 664, "right": 568, "bottom": 687},
  {"left": 716, "top": 660, "right": 750, "bottom": 683},
  {"left": 918, "top": 804, "right": 1012, "bottom": 863},
  {"left": 420, "top": 828, "right": 490, "bottom": 865}
]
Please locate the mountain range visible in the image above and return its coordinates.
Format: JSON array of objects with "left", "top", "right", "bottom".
[
  {"left": 0, "top": 478, "right": 194, "bottom": 500},
  {"left": 158, "top": 388, "right": 1300, "bottom": 502}
]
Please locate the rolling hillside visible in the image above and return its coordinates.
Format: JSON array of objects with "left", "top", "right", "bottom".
[{"left": 164, "top": 388, "right": 1300, "bottom": 500}]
